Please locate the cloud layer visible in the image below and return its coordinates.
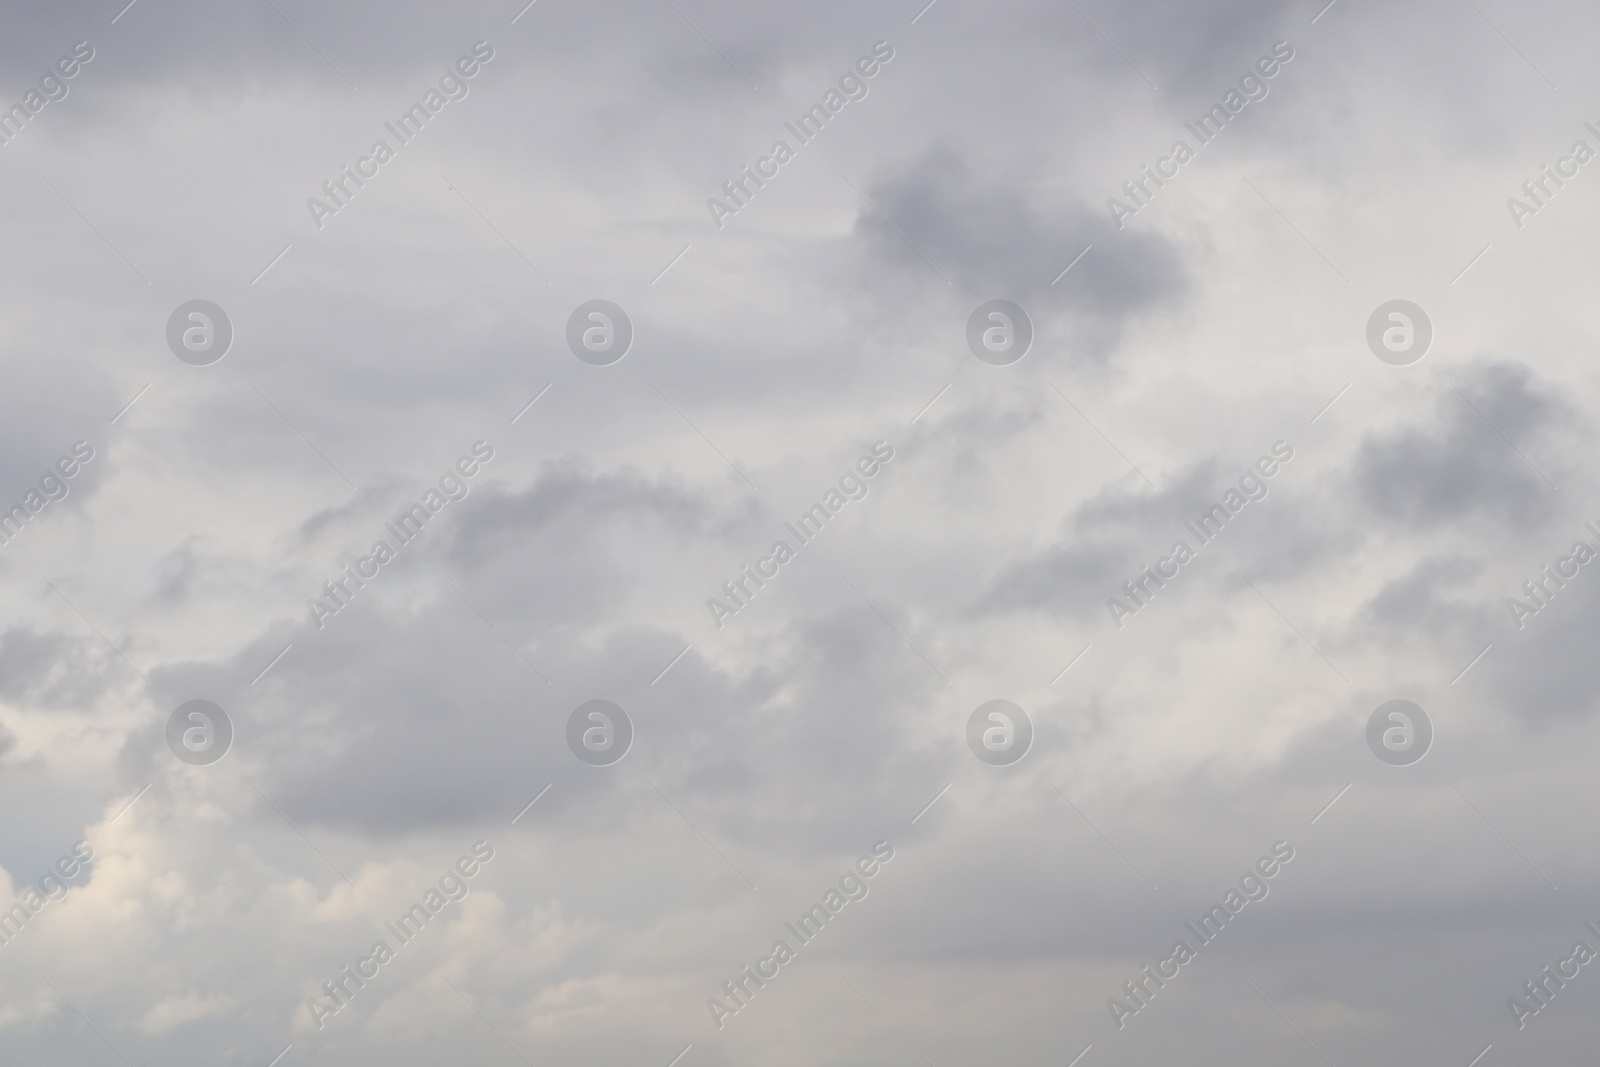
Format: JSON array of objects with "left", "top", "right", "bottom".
[{"left": 3, "top": 0, "right": 1600, "bottom": 1064}]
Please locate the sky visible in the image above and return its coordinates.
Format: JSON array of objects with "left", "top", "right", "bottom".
[{"left": 1, "top": 0, "right": 1599, "bottom": 1063}]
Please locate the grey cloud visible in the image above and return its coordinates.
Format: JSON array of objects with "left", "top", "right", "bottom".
[
  {"left": 1059, "top": 0, "right": 1295, "bottom": 96},
  {"left": 1481, "top": 576, "right": 1600, "bottom": 722},
  {"left": 447, "top": 455, "right": 742, "bottom": 557},
  {"left": 977, "top": 541, "right": 1127, "bottom": 617},
  {"left": 1352, "top": 361, "right": 1570, "bottom": 532},
  {"left": 203, "top": 592, "right": 947, "bottom": 852},
  {"left": 0, "top": 625, "right": 122, "bottom": 711},
  {"left": 290, "top": 481, "right": 409, "bottom": 551},
  {"left": 975, "top": 461, "right": 1247, "bottom": 615},
  {"left": 147, "top": 538, "right": 200, "bottom": 606},
  {"left": 435, "top": 456, "right": 756, "bottom": 631},
  {"left": 852, "top": 149, "right": 1187, "bottom": 357},
  {"left": 1356, "top": 554, "right": 1486, "bottom": 633}
]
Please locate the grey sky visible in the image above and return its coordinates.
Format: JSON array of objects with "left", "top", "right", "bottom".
[{"left": 1, "top": 0, "right": 1599, "bottom": 1064}]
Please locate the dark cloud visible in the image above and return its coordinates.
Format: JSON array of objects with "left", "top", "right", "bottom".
[
  {"left": 853, "top": 149, "right": 1187, "bottom": 358},
  {"left": 0, "top": 626, "right": 121, "bottom": 711},
  {"left": 1482, "top": 566, "right": 1600, "bottom": 722},
  {"left": 448, "top": 455, "right": 737, "bottom": 558},
  {"left": 1357, "top": 554, "right": 1485, "bottom": 633},
  {"left": 1352, "top": 362, "right": 1570, "bottom": 532},
  {"left": 977, "top": 541, "right": 1126, "bottom": 617},
  {"left": 975, "top": 460, "right": 1269, "bottom": 616}
]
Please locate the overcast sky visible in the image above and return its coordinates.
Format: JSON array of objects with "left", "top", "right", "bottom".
[{"left": 3, "top": 0, "right": 1600, "bottom": 1064}]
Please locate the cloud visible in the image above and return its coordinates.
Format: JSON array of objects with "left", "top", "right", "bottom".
[
  {"left": 853, "top": 148, "right": 1188, "bottom": 357},
  {"left": 6, "top": 0, "right": 1600, "bottom": 1063},
  {"left": 136, "top": 990, "right": 235, "bottom": 1035},
  {"left": 1351, "top": 361, "right": 1570, "bottom": 532}
]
